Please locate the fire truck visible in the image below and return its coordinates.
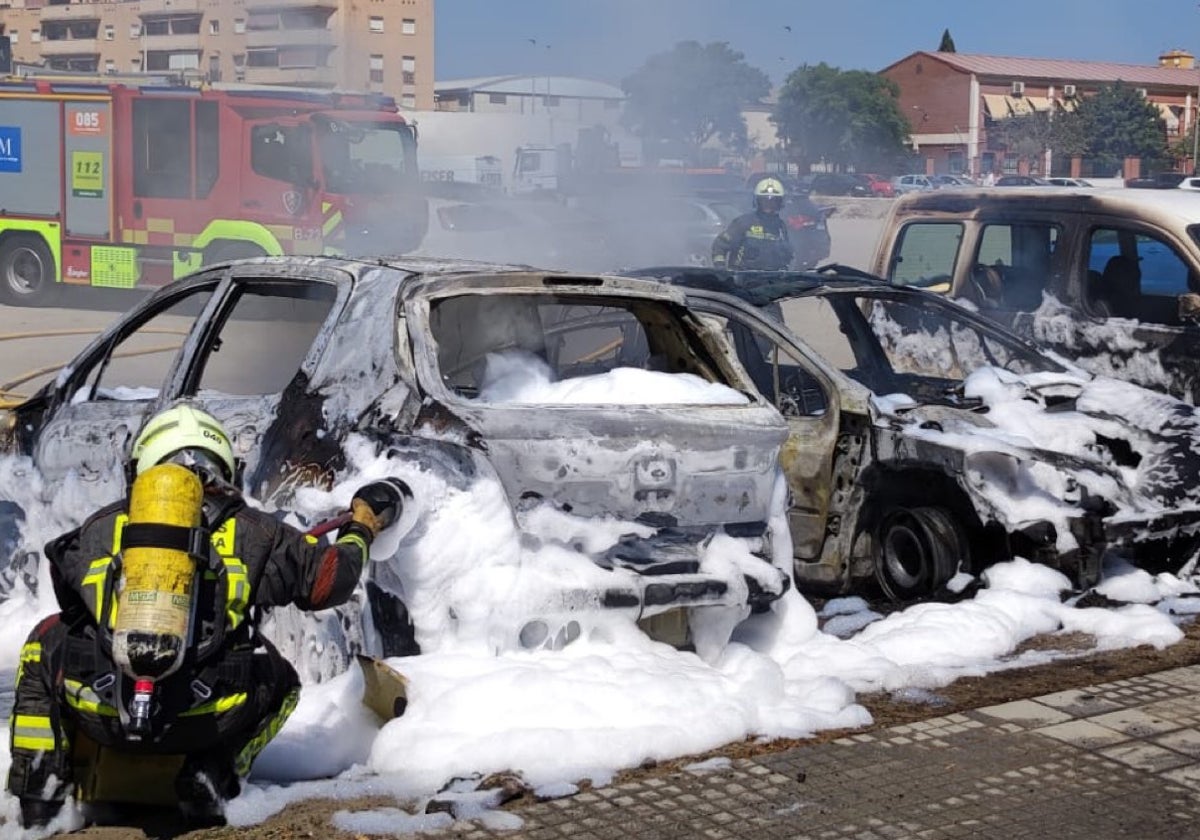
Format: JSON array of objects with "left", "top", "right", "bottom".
[{"left": 0, "top": 75, "right": 427, "bottom": 305}]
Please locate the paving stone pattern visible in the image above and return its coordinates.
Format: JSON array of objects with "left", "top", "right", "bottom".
[{"left": 450, "top": 666, "right": 1200, "bottom": 839}]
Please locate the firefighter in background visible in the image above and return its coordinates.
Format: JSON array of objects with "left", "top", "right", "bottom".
[
  {"left": 711, "top": 177, "right": 795, "bottom": 270},
  {"left": 8, "top": 404, "right": 408, "bottom": 829}
]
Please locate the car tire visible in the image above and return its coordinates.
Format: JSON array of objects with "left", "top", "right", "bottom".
[
  {"left": 0, "top": 234, "right": 58, "bottom": 307},
  {"left": 875, "top": 506, "right": 962, "bottom": 601}
]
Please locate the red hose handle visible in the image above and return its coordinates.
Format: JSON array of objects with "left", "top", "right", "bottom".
[{"left": 306, "top": 511, "right": 352, "bottom": 538}]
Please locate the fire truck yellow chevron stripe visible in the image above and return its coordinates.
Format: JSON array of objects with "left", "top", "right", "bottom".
[{"left": 323, "top": 209, "right": 343, "bottom": 238}]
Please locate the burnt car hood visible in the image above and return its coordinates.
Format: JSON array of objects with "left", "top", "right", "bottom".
[{"left": 877, "top": 367, "right": 1200, "bottom": 538}]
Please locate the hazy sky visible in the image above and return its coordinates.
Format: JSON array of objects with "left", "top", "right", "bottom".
[{"left": 435, "top": 0, "right": 1197, "bottom": 85}]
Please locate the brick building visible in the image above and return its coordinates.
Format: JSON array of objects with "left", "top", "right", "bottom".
[
  {"left": 0, "top": 0, "right": 433, "bottom": 108},
  {"left": 880, "top": 49, "right": 1200, "bottom": 179}
]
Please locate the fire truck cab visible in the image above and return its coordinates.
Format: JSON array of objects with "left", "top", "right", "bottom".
[{"left": 0, "top": 76, "right": 426, "bottom": 305}]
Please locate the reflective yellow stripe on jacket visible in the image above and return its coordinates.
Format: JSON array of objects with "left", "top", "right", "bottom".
[{"left": 11, "top": 714, "right": 56, "bottom": 751}]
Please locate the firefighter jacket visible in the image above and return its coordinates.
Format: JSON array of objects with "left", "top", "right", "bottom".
[
  {"left": 7, "top": 484, "right": 369, "bottom": 804},
  {"left": 711, "top": 210, "right": 794, "bottom": 270}
]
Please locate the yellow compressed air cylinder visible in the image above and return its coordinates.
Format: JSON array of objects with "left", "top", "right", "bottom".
[{"left": 112, "top": 463, "right": 204, "bottom": 682}]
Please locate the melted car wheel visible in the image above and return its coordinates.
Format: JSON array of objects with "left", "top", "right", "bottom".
[{"left": 875, "top": 506, "right": 963, "bottom": 601}]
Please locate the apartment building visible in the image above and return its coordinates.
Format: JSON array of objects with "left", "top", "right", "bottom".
[{"left": 0, "top": 0, "right": 433, "bottom": 108}]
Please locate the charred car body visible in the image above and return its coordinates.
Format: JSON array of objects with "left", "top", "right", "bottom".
[
  {"left": 0, "top": 257, "right": 790, "bottom": 654},
  {"left": 634, "top": 267, "right": 1200, "bottom": 600}
]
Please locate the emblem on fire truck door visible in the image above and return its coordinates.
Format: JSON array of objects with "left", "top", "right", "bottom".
[{"left": 282, "top": 190, "right": 303, "bottom": 216}]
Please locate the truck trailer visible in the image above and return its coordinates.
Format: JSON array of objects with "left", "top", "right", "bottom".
[{"left": 0, "top": 76, "right": 427, "bottom": 305}]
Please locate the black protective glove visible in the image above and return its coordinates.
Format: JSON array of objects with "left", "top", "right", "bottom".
[
  {"left": 20, "top": 798, "right": 63, "bottom": 829},
  {"left": 349, "top": 478, "right": 410, "bottom": 538}
]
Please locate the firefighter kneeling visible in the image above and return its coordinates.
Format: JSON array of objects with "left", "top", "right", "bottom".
[{"left": 7, "top": 404, "right": 408, "bottom": 829}]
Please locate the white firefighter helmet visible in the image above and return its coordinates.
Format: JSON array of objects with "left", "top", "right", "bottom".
[
  {"left": 131, "top": 405, "right": 236, "bottom": 480},
  {"left": 753, "top": 177, "right": 786, "bottom": 198}
]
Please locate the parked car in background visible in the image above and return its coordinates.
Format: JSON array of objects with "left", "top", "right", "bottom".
[
  {"left": 1047, "top": 177, "right": 1094, "bottom": 187},
  {"left": 871, "top": 187, "right": 1200, "bottom": 403},
  {"left": 420, "top": 197, "right": 613, "bottom": 272},
  {"left": 995, "top": 175, "right": 1051, "bottom": 186},
  {"left": 862, "top": 174, "right": 896, "bottom": 197},
  {"left": 893, "top": 174, "right": 934, "bottom": 194},
  {"left": 930, "top": 174, "right": 974, "bottom": 188},
  {"left": 0, "top": 258, "right": 793, "bottom": 655},
  {"left": 1178, "top": 177, "right": 1200, "bottom": 192},
  {"left": 782, "top": 193, "right": 834, "bottom": 269},
  {"left": 636, "top": 266, "right": 1200, "bottom": 600},
  {"left": 809, "top": 173, "right": 872, "bottom": 197}
]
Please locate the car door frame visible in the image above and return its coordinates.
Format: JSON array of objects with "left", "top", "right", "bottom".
[
  {"left": 31, "top": 270, "right": 230, "bottom": 484},
  {"left": 682, "top": 288, "right": 870, "bottom": 581}
]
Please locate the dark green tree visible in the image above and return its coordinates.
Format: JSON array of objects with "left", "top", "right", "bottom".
[
  {"left": 620, "top": 41, "right": 770, "bottom": 159},
  {"left": 989, "top": 108, "right": 1088, "bottom": 169},
  {"left": 772, "top": 63, "right": 911, "bottom": 172},
  {"left": 1075, "top": 82, "right": 1167, "bottom": 172},
  {"left": 938, "top": 29, "right": 956, "bottom": 52}
]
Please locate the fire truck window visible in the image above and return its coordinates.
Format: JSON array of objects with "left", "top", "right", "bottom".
[
  {"left": 251, "top": 123, "right": 312, "bottom": 185},
  {"left": 193, "top": 282, "right": 337, "bottom": 396},
  {"left": 195, "top": 101, "right": 219, "bottom": 198},
  {"left": 132, "top": 99, "right": 192, "bottom": 199}
]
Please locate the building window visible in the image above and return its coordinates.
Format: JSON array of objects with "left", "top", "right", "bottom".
[
  {"left": 208, "top": 19, "right": 219, "bottom": 34},
  {"left": 131, "top": 57, "right": 142, "bottom": 71},
  {"left": 402, "top": 55, "right": 415, "bottom": 72},
  {"left": 402, "top": 94, "right": 416, "bottom": 108},
  {"left": 30, "top": 30, "right": 40, "bottom": 43},
  {"left": 369, "top": 16, "right": 384, "bottom": 33},
  {"left": 369, "top": 53, "right": 384, "bottom": 84},
  {"left": 233, "top": 18, "right": 245, "bottom": 34},
  {"left": 129, "top": 23, "right": 140, "bottom": 38},
  {"left": 104, "top": 24, "right": 114, "bottom": 40},
  {"left": 402, "top": 18, "right": 415, "bottom": 35},
  {"left": 233, "top": 53, "right": 245, "bottom": 68},
  {"left": 7, "top": 31, "right": 15, "bottom": 44},
  {"left": 105, "top": 59, "right": 115, "bottom": 72},
  {"left": 488, "top": 93, "right": 506, "bottom": 105}
]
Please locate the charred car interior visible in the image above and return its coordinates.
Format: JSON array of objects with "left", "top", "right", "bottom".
[{"left": 633, "top": 266, "right": 1200, "bottom": 601}]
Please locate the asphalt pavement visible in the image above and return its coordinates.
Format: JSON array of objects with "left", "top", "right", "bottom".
[{"left": 455, "top": 664, "right": 1200, "bottom": 839}]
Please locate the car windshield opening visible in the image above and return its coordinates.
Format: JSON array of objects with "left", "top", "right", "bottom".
[{"left": 814, "top": 292, "right": 1065, "bottom": 399}]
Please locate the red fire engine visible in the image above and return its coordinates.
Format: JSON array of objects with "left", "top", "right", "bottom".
[{"left": 0, "top": 75, "right": 426, "bottom": 305}]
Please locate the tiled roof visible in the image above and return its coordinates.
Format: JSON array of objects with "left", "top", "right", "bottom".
[{"left": 888, "top": 51, "right": 1200, "bottom": 88}]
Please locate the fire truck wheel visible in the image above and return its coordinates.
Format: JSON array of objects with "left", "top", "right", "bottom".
[
  {"left": 0, "top": 235, "right": 58, "bottom": 307},
  {"left": 204, "top": 241, "right": 267, "bottom": 266}
]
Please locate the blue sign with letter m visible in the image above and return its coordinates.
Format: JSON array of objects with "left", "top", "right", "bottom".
[{"left": 0, "top": 126, "right": 21, "bottom": 173}]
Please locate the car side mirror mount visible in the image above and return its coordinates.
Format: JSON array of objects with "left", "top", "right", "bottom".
[{"left": 1179, "top": 292, "right": 1200, "bottom": 324}]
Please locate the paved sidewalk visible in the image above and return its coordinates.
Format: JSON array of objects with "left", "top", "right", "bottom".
[{"left": 458, "top": 665, "right": 1200, "bottom": 839}]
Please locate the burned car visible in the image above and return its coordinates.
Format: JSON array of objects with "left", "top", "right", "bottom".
[
  {"left": 0, "top": 257, "right": 791, "bottom": 655},
  {"left": 634, "top": 266, "right": 1200, "bottom": 600}
]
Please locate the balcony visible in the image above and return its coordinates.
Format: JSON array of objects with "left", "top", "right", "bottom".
[
  {"left": 39, "top": 37, "right": 99, "bottom": 55},
  {"left": 137, "top": 0, "right": 202, "bottom": 16},
  {"left": 38, "top": 4, "right": 100, "bottom": 22},
  {"left": 242, "top": 65, "right": 337, "bottom": 86},
  {"left": 243, "top": 0, "right": 337, "bottom": 10},
  {"left": 140, "top": 32, "right": 203, "bottom": 51},
  {"left": 244, "top": 27, "right": 333, "bottom": 48}
]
